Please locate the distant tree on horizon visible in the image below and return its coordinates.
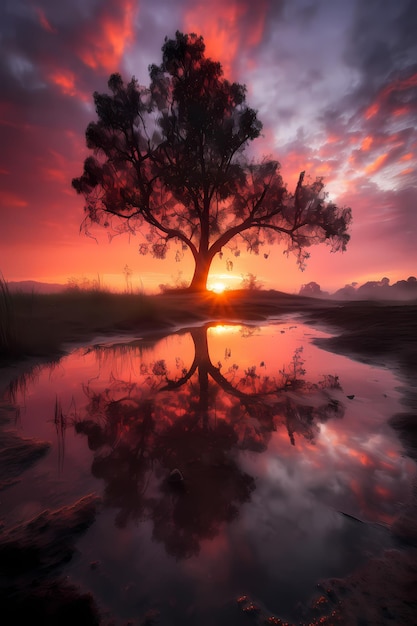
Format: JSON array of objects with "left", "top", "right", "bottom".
[
  {"left": 299, "top": 281, "right": 326, "bottom": 297},
  {"left": 328, "top": 276, "right": 417, "bottom": 300},
  {"left": 72, "top": 31, "right": 352, "bottom": 292}
]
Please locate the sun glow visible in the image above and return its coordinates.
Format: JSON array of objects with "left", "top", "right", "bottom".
[{"left": 209, "top": 281, "right": 227, "bottom": 293}]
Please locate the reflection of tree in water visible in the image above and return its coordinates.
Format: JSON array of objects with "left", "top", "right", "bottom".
[{"left": 75, "top": 324, "right": 344, "bottom": 559}]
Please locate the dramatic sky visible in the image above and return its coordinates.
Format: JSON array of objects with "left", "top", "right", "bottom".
[{"left": 1, "top": 0, "right": 416, "bottom": 293}]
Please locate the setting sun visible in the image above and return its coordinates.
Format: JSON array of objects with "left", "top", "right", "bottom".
[{"left": 209, "top": 281, "right": 226, "bottom": 293}]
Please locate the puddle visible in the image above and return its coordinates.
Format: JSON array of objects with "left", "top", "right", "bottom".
[{"left": 1, "top": 320, "right": 415, "bottom": 623}]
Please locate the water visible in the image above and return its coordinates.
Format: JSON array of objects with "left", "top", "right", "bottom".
[{"left": 1, "top": 320, "right": 414, "bottom": 624}]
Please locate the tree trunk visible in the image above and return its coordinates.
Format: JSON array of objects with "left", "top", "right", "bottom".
[
  {"left": 191, "top": 326, "right": 211, "bottom": 428},
  {"left": 188, "top": 252, "right": 213, "bottom": 292}
]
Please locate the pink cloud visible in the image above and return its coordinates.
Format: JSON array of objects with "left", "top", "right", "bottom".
[
  {"left": 365, "top": 152, "right": 389, "bottom": 175},
  {"left": 77, "top": 0, "right": 138, "bottom": 74},
  {"left": 184, "top": 0, "right": 268, "bottom": 77},
  {"left": 0, "top": 191, "right": 28, "bottom": 208},
  {"left": 35, "top": 7, "right": 57, "bottom": 34}
]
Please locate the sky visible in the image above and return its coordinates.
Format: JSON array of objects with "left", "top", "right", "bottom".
[{"left": 0, "top": 0, "right": 416, "bottom": 294}]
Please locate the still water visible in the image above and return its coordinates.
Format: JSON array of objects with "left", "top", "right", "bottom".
[{"left": 2, "top": 320, "right": 414, "bottom": 624}]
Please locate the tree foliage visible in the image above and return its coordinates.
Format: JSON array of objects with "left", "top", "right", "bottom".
[{"left": 72, "top": 31, "right": 352, "bottom": 291}]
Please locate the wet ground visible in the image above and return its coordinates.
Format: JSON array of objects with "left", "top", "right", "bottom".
[{"left": 1, "top": 296, "right": 416, "bottom": 625}]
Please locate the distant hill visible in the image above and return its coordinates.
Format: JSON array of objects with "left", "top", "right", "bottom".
[{"left": 7, "top": 280, "right": 66, "bottom": 294}]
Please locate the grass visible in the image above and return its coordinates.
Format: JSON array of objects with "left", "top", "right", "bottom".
[
  {"left": 0, "top": 276, "right": 17, "bottom": 356},
  {"left": 0, "top": 282, "right": 161, "bottom": 364},
  {"left": 0, "top": 279, "right": 321, "bottom": 367}
]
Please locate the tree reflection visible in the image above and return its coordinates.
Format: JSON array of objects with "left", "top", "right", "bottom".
[{"left": 75, "top": 324, "right": 344, "bottom": 559}]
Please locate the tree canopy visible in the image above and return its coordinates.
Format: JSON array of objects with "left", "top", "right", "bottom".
[{"left": 72, "top": 31, "right": 352, "bottom": 291}]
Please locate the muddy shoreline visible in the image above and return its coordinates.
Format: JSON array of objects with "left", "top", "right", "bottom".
[
  {"left": 296, "top": 300, "right": 417, "bottom": 625},
  {"left": 1, "top": 293, "right": 416, "bottom": 625}
]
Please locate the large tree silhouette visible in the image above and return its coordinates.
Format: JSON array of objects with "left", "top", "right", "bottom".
[{"left": 72, "top": 32, "right": 352, "bottom": 291}]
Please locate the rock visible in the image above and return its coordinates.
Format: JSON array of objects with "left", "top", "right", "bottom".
[{"left": 168, "top": 468, "right": 184, "bottom": 483}]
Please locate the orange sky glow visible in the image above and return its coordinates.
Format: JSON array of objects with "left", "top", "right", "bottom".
[{"left": 1, "top": 0, "right": 416, "bottom": 294}]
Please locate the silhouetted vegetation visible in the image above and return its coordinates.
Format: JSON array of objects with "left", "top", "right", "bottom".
[
  {"left": 240, "top": 272, "right": 263, "bottom": 290},
  {"left": 299, "top": 281, "right": 326, "bottom": 297},
  {"left": 300, "top": 276, "right": 417, "bottom": 301},
  {"left": 0, "top": 276, "right": 16, "bottom": 356},
  {"left": 0, "top": 281, "right": 157, "bottom": 364},
  {"left": 0, "top": 277, "right": 329, "bottom": 366},
  {"left": 73, "top": 32, "right": 351, "bottom": 291}
]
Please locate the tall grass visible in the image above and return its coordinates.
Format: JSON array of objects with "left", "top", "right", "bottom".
[
  {"left": 0, "top": 279, "right": 162, "bottom": 363},
  {"left": 1, "top": 278, "right": 279, "bottom": 364},
  {"left": 0, "top": 275, "right": 16, "bottom": 355}
]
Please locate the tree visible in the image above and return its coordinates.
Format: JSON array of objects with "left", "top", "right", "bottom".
[
  {"left": 299, "top": 281, "right": 322, "bottom": 297},
  {"left": 72, "top": 31, "right": 352, "bottom": 292}
]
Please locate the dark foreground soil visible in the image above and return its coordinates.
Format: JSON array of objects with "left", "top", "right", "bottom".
[{"left": 1, "top": 291, "right": 416, "bottom": 625}]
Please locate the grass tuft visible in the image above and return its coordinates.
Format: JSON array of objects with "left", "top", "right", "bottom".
[
  {"left": 0, "top": 275, "right": 17, "bottom": 356},
  {"left": 0, "top": 279, "right": 161, "bottom": 364}
]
